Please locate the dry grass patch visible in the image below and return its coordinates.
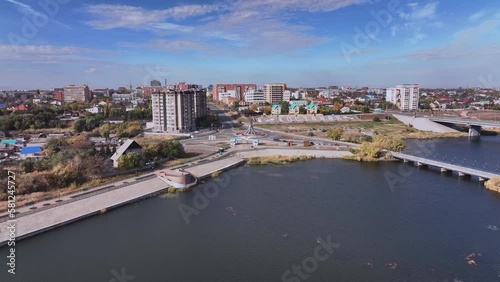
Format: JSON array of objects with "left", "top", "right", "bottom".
[
  {"left": 246, "top": 155, "right": 314, "bottom": 165},
  {"left": 485, "top": 177, "right": 500, "bottom": 193}
]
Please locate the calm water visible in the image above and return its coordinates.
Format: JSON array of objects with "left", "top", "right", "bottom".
[
  {"left": 405, "top": 135, "right": 500, "bottom": 174},
  {"left": 2, "top": 138, "right": 500, "bottom": 282}
]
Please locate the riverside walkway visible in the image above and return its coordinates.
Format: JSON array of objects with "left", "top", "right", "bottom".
[
  {"left": 0, "top": 177, "right": 168, "bottom": 246},
  {"left": 392, "top": 153, "right": 500, "bottom": 181},
  {"left": 0, "top": 146, "right": 352, "bottom": 246}
]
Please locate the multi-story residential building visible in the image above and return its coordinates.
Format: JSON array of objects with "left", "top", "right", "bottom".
[
  {"left": 386, "top": 84, "right": 420, "bottom": 111},
  {"left": 214, "top": 84, "right": 256, "bottom": 101},
  {"left": 151, "top": 83, "right": 207, "bottom": 133},
  {"left": 244, "top": 89, "right": 266, "bottom": 104},
  {"left": 142, "top": 86, "right": 164, "bottom": 98},
  {"left": 194, "top": 89, "right": 207, "bottom": 119},
  {"left": 264, "top": 83, "right": 286, "bottom": 104},
  {"left": 63, "top": 85, "right": 90, "bottom": 103},
  {"left": 52, "top": 88, "right": 64, "bottom": 102}
]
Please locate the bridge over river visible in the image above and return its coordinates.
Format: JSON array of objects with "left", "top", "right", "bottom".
[
  {"left": 428, "top": 117, "right": 500, "bottom": 137},
  {"left": 392, "top": 152, "right": 500, "bottom": 181}
]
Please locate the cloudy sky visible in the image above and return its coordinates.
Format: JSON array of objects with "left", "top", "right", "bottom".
[{"left": 0, "top": 0, "right": 499, "bottom": 89}]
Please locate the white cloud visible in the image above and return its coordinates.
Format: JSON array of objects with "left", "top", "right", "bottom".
[
  {"left": 4, "top": 0, "right": 70, "bottom": 28},
  {"left": 469, "top": 11, "right": 485, "bottom": 21},
  {"left": 84, "top": 1, "right": 364, "bottom": 55},
  {"left": 85, "top": 4, "right": 226, "bottom": 30},
  {"left": 411, "top": 2, "right": 438, "bottom": 19},
  {"left": 0, "top": 44, "right": 111, "bottom": 63}
]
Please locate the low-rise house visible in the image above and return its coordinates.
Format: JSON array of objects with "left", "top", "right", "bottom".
[
  {"left": 289, "top": 104, "right": 300, "bottom": 115},
  {"left": 307, "top": 104, "right": 319, "bottom": 114},
  {"left": 110, "top": 139, "right": 143, "bottom": 168},
  {"left": 0, "top": 144, "right": 15, "bottom": 154},
  {"left": 19, "top": 146, "right": 42, "bottom": 160},
  {"left": 112, "top": 93, "right": 132, "bottom": 102},
  {"left": 289, "top": 100, "right": 308, "bottom": 106},
  {"left": 105, "top": 117, "right": 125, "bottom": 124},
  {"left": 85, "top": 105, "right": 104, "bottom": 114},
  {"left": 271, "top": 104, "right": 282, "bottom": 115}
]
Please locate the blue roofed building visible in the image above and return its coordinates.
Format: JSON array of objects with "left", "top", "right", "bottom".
[
  {"left": 289, "top": 104, "right": 300, "bottom": 115},
  {"left": 20, "top": 146, "right": 42, "bottom": 159},
  {"left": 307, "top": 104, "right": 319, "bottom": 114},
  {"left": 1, "top": 139, "right": 18, "bottom": 145},
  {"left": 271, "top": 104, "right": 282, "bottom": 115}
]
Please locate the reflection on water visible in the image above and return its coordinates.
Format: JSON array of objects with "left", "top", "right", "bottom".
[{"left": 1, "top": 138, "right": 500, "bottom": 282}]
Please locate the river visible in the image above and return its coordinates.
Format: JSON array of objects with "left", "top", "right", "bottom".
[{"left": 1, "top": 137, "right": 500, "bottom": 282}]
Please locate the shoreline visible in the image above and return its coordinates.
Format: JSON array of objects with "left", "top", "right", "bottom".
[{"left": 0, "top": 147, "right": 351, "bottom": 246}]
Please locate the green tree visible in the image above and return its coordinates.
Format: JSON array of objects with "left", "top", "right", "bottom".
[
  {"left": 117, "top": 152, "right": 142, "bottom": 170},
  {"left": 100, "top": 123, "right": 111, "bottom": 141},
  {"left": 326, "top": 127, "right": 344, "bottom": 140},
  {"left": 73, "top": 119, "right": 86, "bottom": 133},
  {"left": 280, "top": 101, "right": 290, "bottom": 114}
]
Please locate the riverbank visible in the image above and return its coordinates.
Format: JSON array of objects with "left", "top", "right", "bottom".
[
  {"left": 0, "top": 146, "right": 351, "bottom": 245},
  {"left": 246, "top": 155, "right": 315, "bottom": 165},
  {"left": 485, "top": 177, "right": 500, "bottom": 193}
]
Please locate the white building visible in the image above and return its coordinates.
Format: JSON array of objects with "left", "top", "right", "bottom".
[
  {"left": 386, "top": 84, "right": 420, "bottom": 111},
  {"left": 64, "top": 85, "right": 90, "bottom": 103},
  {"left": 292, "top": 90, "right": 306, "bottom": 100},
  {"left": 283, "top": 90, "right": 291, "bottom": 102},
  {"left": 244, "top": 89, "right": 266, "bottom": 104},
  {"left": 85, "top": 105, "right": 104, "bottom": 114},
  {"left": 218, "top": 90, "right": 237, "bottom": 101}
]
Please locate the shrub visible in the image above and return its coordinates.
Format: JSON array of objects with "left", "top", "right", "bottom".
[{"left": 373, "top": 116, "right": 381, "bottom": 122}]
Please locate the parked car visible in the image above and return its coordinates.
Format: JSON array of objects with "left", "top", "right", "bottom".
[{"left": 273, "top": 138, "right": 280, "bottom": 142}]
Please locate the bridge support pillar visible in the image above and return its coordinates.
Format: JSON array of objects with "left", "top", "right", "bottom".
[
  {"left": 440, "top": 168, "right": 448, "bottom": 173},
  {"left": 416, "top": 162, "right": 426, "bottom": 167},
  {"left": 403, "top": 159, "right": 409, "bottom": 163},
  {"left": 479, "top": 177, "right": 486, "bottom": 182},
  {"left": 469, "top": 125, "right": 481, "bottom": 137},
  {"left": 458, "top": 172, "right": 468, "bottom": 177}
]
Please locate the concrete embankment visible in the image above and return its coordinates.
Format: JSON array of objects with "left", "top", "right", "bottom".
[
  {"left": 392, "top": 114, "right": 458, "bottom": 133},
  {"left": 0, "top": 177, "right": 168, "bottom": 246},
  {"left": 237, "top": 148, "right": 352, "bottom": 159},
  {"left": 0, "top": 147, "right": 350, "bottom": 245}
]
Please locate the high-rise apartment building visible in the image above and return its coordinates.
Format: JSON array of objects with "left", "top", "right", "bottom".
[
  {"left": 194, "top": 89, "right": 207, "bottom": 119},
  {"left": 264, "top": 83, "right": 286, "bottom": 104},
  {"left": 151, "top": 83, "right": 207, "bottom": 133},
  {"left": 63, "top": 85, "right": 90, "bottom": 103},
  {"left": 386, "top": 84, "right": 420, "bottom": 111},
  {"left": 213, "top": 84, "right": 256, "bottom": 101}
]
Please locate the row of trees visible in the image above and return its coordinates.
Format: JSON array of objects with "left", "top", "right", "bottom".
[
  {"left": 0, "top": 109, "right": 62, "bottom": 131},
  {"left": 118, "top": 140, "right": 185, "bottom": 170},
  {"left": 17, "top": 135, "right": 109, "bottom": 195},
  {"left": 108, "top": 108, "right": 152, "bottom": 121}
]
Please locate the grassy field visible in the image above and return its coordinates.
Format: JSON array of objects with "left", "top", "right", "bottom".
[{"left": 256, "top": 119, "right": 468, "bottom": 140}]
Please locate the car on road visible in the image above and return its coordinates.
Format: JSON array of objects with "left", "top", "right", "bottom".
[{"left": 273, "top": 138, "right": 280, "bottom": 142}]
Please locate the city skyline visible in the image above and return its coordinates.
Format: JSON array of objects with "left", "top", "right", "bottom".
[{"left": 1, "top": 0, "right": 500, "bottom": 89}]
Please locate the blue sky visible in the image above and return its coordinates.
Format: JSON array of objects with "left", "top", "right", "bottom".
[{"left": 0, "top": 0, "right": 499, "bottom": 89}]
